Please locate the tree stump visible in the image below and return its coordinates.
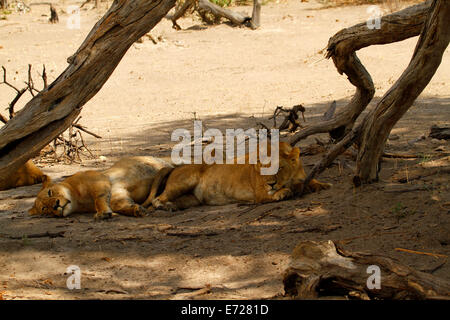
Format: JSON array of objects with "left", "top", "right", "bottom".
[
  {"left": 283, "top": 240, "right": 450, "bottom": 300},
  {"left": 49, "top": 4, "right": 59, "bottom": 24}
]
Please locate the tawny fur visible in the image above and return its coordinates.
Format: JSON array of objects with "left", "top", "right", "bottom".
[
  {"left": 147, "top": 142, "right": 332, "bottom": 211},
  {"left": 0, "top": 160, "right": 46, "bottom": 191},
  {"left": 29, "top": 156, "right": 173, "bottom": 219}
]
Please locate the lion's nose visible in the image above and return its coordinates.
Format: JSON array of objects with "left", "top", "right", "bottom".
[{"left": 53, "top": 199, "right": 60, "bottom": 210}]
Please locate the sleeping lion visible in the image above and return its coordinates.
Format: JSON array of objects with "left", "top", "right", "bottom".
[
  {"left": 144, "top": 142, "right": 331, "bottom": 211},
  {"left": 29, "top": 156, "right": 173, "bottom": 219}
]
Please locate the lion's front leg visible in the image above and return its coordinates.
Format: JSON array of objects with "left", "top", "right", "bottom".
[
  {"left": 308, "top": 179, "right": 332, "bottom": 192},
  {"left": 93, "top": 193, "right": 113, "bottom": 220},
  {"left": 270, "top": 187, "right": 293, "bottom": 202}
]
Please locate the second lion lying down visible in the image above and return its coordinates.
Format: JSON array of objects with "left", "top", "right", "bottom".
[
  {"left": 29, "top": 157, "right": 173, "bottom": 219},
  {"left": 145, "top": 142, "right": 331, "bottom": 211}
]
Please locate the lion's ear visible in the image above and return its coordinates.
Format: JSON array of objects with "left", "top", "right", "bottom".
[
  {"left": 28, "top": 206, "right": 39, "bottom": 216},
  {"left": 278, "top": 142, "right": 292, "bottom": 157},
  {"left": 41, "top": 175, "right": 52, "bottom": 189}
]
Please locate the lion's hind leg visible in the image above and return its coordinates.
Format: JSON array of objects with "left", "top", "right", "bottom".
[
  {"left": 152, "top": 165, "right": 202, "bottom": 211},
  {"left": 110, "top": 186, "right": 148, "bottom": 217},
  {"left": 111, "top": 197, "right": 148, "bottom": 217}
]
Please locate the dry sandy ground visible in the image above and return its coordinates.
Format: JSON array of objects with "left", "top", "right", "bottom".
[{"left": 0, "top": 0, "right": 449, "bottom": 299}]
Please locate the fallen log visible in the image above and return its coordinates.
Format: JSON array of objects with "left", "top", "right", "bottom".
[{"left": 283, "top": 240, "right": 450, "bottom": 299}]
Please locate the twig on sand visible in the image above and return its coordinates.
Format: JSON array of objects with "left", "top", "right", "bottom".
[
  {"left": 3, "top": 231, "right": 65, "bottom": 239},
  {"left": 395, "top": 247, "right": 448, "bottom": 259}
]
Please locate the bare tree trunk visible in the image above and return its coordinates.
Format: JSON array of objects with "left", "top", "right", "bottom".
[
  {"left": 283, "top": 240, "right": 450, "bottom": 299},
  {"left": 0, "top": 0, "right": 176, "bottom": 185},
  {"left": 250, "top": 0, "right": 261, "bottom": 30},
  {"left": 355, "top": 0, "right": 450, "bottom": 183},
  {"left": 298, "top": 0, "right": 449, "bottom": 190},
  {"left": 289, "top": 1, "right": 431, "bottom": 145}
]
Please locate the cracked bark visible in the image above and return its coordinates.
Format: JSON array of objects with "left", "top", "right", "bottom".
[
  {"left": 0, "top": 0, "right": 176, "bottom": 185},
  {"left": 297, "top": 0, "right": 449, "bottom": 187}
]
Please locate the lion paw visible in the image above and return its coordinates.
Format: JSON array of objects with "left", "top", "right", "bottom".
[
  {"left": 133, "top": 205, "right": 149, "bottom": 217},
  {"left": 94, "top": 211, "right": 113, "bottom": 220},
  {"left": 273, "top": 188, "right": 293, "bottom": 201},
  {"left": 311, "top": 182, "right": 333, "bottom": 192},
  {"left": 152, "top": 198, "right": 178, "bottom": 212}
]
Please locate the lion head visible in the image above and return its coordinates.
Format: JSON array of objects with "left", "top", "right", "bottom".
[
  {"left": 267, "top": 142, "right": 307, "bottom": 192},
  {"left": 29, "top": 176, "right": 74, "bottom": 217}
]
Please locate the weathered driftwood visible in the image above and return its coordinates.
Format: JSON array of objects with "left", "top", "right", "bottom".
[
  {"left": 290, "top": 1, "right": 431, "bottom": 146},
  {"left": 198, "top": 0, "right": 249, "bottom": 25},
  {"left": 283, "top": 240, "right": 450, "bottom": 300},
  {"left": 355, "top": 0, "right": 450, "bottom": 182},
  {"left": 170, "top": 0, "right": 260, "bottom": 30},
  {"left": 297, "top": 0, "right": 450, "bottom": 189},
  {"left": 0, "top": 0, "right": 176, "bottom": 186},
  {"left": 430, "top": 125, "right": 450, "bottom": 140}
]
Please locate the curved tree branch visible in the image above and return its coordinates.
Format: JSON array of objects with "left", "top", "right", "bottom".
[
  {"left": 0, "top": 0, "right": 176, "bottom": 184},
  {"left": 289, "top": 0, "right": 432, "bottom": 146}
]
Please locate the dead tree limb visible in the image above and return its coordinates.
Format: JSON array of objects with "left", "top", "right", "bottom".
[
  {"left": 198, "top": 0, "right": 249, "bottom": 25},
  {"left": 289, "top": 1, "right": 432, "bottom": 145},
  {"left": 297, "top": 0, "right": 449, "bottom": 188},
  {"left": 0, "top": 0, "right": 176, "bottom": 185},
  {"left": 355, "top": 0, "right": 450, "bottom": 183},
  {"left": 1, "top": 66, "right": 27, "bottom": 119},
  {"left": 268, "top": 104, "right": 306, "bottom": 133},
  {"left": 171, "top": 0, "right": 258, "bottom": 29},
  {"left": 283, "top": 240, "right": 450, "bottom": 300}
]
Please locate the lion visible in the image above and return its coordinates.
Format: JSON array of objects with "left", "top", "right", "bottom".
[
  {"left": 0, "top": 160, "right": 47, "bottom": 191},
  {"left": 29, "top": 156, "right": 173, "bottom": 219},
  {"left": 144, "top": 142, "right": 331, "bottom": 211}
]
